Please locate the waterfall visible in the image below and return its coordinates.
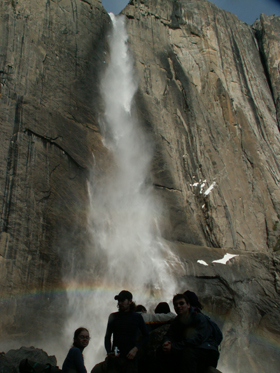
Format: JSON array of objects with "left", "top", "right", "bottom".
[
  {"left": 63, "top": 14, "right": 181, "bottom": 369},
  {"left": 88, "top": 13, "right": 178, "bottom": 294}
]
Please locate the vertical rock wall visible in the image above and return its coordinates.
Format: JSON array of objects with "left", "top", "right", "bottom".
[
  {"left": 253, "top": 14, "right": 280, "bottom": 128},
  {"left": 0, "top": 0, "right": 109, "bottom": 340},
  {"left": 123, "top": 0, "right": 280, "bottom": 252}
]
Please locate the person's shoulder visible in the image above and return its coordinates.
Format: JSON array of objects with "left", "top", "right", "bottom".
[
  {"left": 69, "top": 346, "right": 79, "bottom": 351},
  {"left": 108, "top": 312, "right": 118, "bottom": 320},
  {"left": 132, "top": 311, "right": 145, "bottom": 320},
  {"left": 194, "top": 310, "right": 204, "bottom": 318},
  {"left": 193, "top": 311, "right": 208, "bottom": 324},
  {"left": 69, "top": 346, "right": 82, "bottom": 355},
  {"left": 167, "top": 312, "right": 176, "bottom": 318},
  {"left": 132, "top": 311, "right": 142, "bottom": 318}
]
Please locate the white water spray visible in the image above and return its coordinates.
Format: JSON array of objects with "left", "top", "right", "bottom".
[
  {"left": 63, "top": 14, "right": 181, "bottom": 369},
  {"left": 89, "top": 14, "right": 177, "bottom": 292}
]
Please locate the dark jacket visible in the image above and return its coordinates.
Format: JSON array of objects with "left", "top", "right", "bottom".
[
  {"left": 105, "top": 311, "right": 149, "bottom": 357},
  {"left": 62, "top": 346, "right": 87, "bottom": 373},
  {"left": 163, "top": 308, "right": 219, "bottom": 352}
]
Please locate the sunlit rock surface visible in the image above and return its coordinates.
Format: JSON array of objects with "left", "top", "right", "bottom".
[
  {"left": 123, "top": 0, "right": 280, "bottom": 252},
  {"left": 0, "top": 1, "right": 280, "bottom": 373},
  {"left": 253, "top": 14, "right": 280, "bottom": 127}
]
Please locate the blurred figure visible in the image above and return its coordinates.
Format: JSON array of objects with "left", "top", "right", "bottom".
[
  {"left": 136, "top": 302, "right": 176, "bottom": 332},
  {"left": 154, "top": 302, "right": 171, "bottom": 314},
  {"left": 62, "top": 327, "right": 90, "bottom": 373},
  {"left": 135, "top": 305, "right": 147, "bottom": 313},
  {"left": 184, "top": 290, "right": 203, "bottom": 313}
]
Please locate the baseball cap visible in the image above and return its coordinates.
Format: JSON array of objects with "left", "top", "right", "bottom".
[{"left": 114, "top": 290, "right": 133, "bottom": 301}]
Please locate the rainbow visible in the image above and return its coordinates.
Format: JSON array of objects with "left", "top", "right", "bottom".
[{"left": 1, "top": 284, "right": 279, "bottom": 356}]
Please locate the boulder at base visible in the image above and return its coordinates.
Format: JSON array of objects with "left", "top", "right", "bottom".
[{"left": 1, "top": 347, "right": 57, "bottom": 373}]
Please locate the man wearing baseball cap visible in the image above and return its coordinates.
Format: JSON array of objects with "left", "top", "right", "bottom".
[{"left": 104, "top": 290, "right": 149, "bottom": 373}]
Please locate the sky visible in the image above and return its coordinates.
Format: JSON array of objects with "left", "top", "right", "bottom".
[{"left": 101, "top": 0, "right": 280, "bottom": 24}]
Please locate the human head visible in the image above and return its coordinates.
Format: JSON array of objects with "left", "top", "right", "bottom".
[
  {"left": 135, "top": 304, "right": 147, "bottom": 313},
  {"left": 184, "top": 290, "right": 203, "bottom": 311},
  {"left": 173, "top": 293, "right": 190, "bottom": 316},
  {"left": 114, "top": 290, "right": 133, "bottom": 302},
  {"left": 154, "top": 302, "right": 171, "bottom": 314},
  {"left": 73, "top": 327, "right": 90, "bottom": 349},
  {"left": 114, "top": 290, "right": 135, "bottom": 312}
]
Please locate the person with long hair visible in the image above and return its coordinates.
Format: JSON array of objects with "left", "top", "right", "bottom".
[
  {"left": 104, "top": 290, "right": 149, "bottom": 373},
  {"left": 62, "top": 327, "right": 90, "bottom": 373}
]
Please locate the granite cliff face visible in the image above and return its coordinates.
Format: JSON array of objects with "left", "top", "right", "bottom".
[
  {"left": 123, "top": 0, "right": 280, "bottom": 252},
  {"left": 0, "top": 0, "right": 110, "bottom": 338},
  {"left": 253, "top": 14, "right": 280, "bottom": 128},
  {"left": 0, "top": 1, "right": 280, "bottom": 372}
]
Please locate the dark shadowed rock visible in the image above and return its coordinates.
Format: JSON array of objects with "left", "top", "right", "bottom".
[
  {"left": 0, "top": 353, "right": 17, "bottom": 373},
  {"left": 1, "top": 347, "right": 56, "bottom": 373}
]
